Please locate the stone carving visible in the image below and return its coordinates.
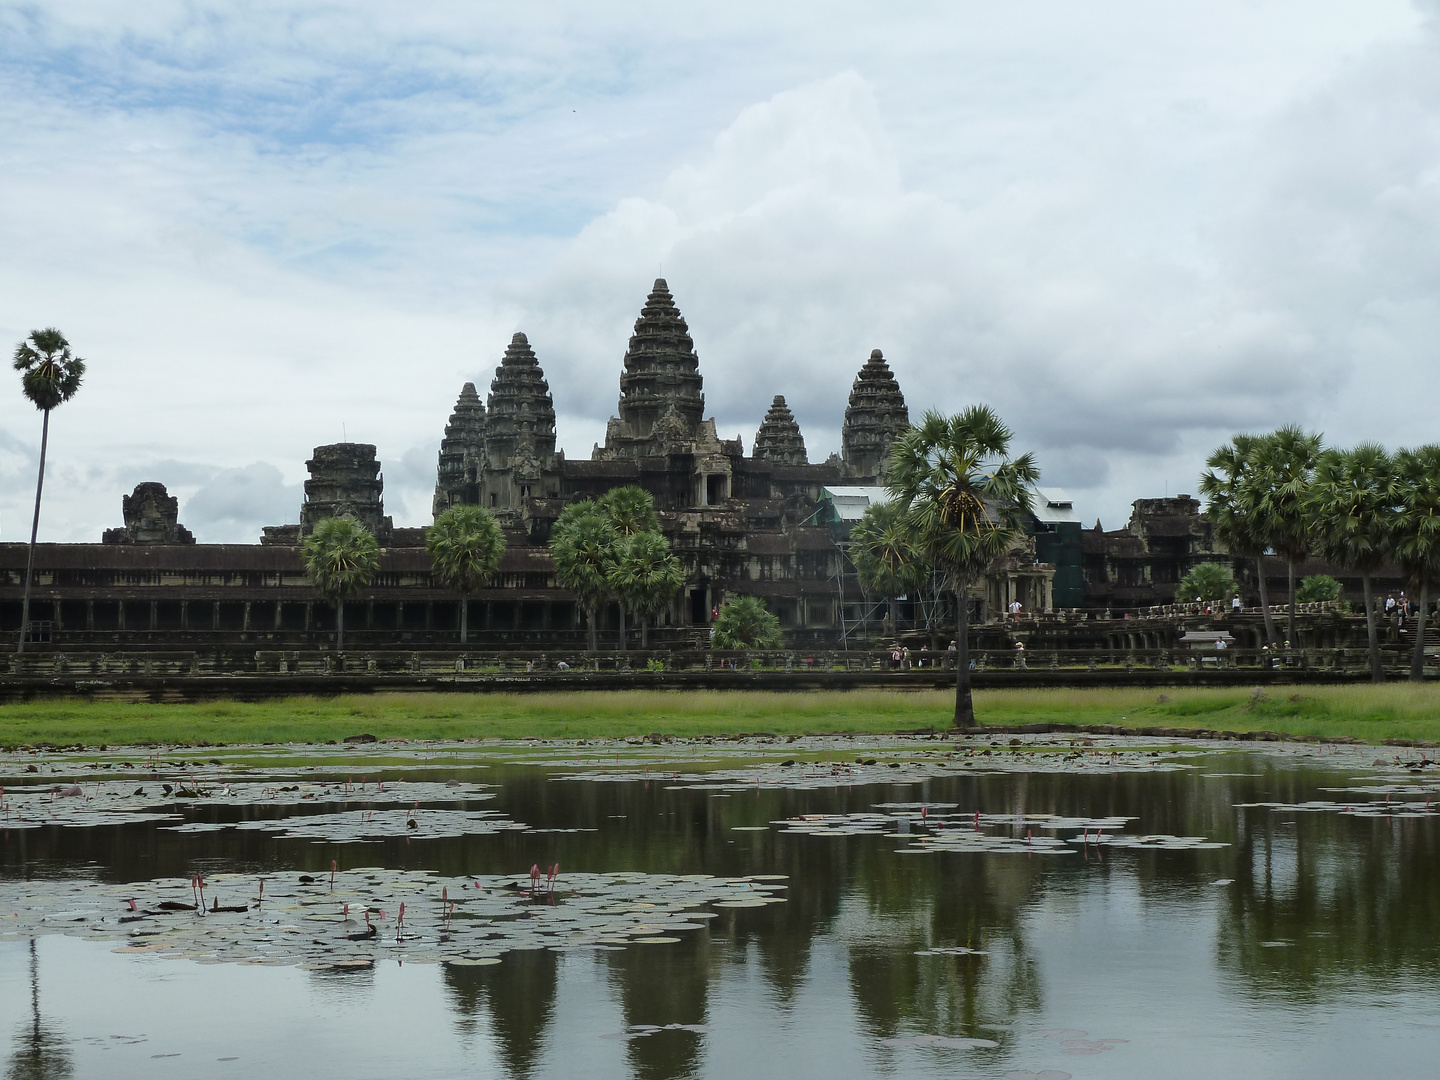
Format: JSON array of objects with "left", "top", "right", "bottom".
[
  {"left": 841, "top": 349, "right": 909, "bottom": 480},
  {"left": 102, "top": 482, "right": 195, "bottom": 544},
  {"left": 753, "top": 395, "right": 808, "bottom": 465}
]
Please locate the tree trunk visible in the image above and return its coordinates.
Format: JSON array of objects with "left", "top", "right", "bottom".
[
  {"left": 460, "top": 596, "right": 468, "bottom": 645},
  {"left": 16, "top": 409, "right": 50, "bottom": 655},
  {"left": 1286, "top": 560, "right": 1297, "bottom": 647},
  {"left": 641, "top": 616, "right": 649, "bottom": 650},
  {"left": 953, "top": 582, "right": 975, "bottom": 728},
  {"left": 1256, "top": 556, "right": 1278, "bottom": 645},
  {"left": 337, "top": 598, "right": 345, "bottom": 655},
  {"left": 587, "top": 604, "right": 598, "bottom": 652},
  {"left": 1362, "top": 572, "right": 1383, "bottom": 683},
  {"left": 1410, "top": 579, "right": 1429, "bottom": 682},
  {"left": 617, "top": 605, "right": 628, "bottom": 651}
]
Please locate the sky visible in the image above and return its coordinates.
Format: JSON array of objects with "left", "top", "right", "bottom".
[{"left": 2, "top": 0, "right": 1439, "bottom": 543}]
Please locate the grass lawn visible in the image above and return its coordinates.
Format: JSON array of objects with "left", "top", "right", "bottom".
[{"left": 3, "top": 685, "right": 1440, "bottom": 747}]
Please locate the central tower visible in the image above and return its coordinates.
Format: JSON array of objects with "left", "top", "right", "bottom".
[{"left": 605, "top": 278, "right": 705, "bottom": 457}]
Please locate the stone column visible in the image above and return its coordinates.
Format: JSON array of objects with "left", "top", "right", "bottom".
[
  {"left": 149, "top": 601, "right": 158, "bottom": 632},
  {"left": 86, "top": 600, "right": 94, "bottom": 631}
]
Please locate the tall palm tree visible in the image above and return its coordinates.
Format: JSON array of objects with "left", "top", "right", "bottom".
[
  {"left": 549, "top": 501, "right": 617, "bottom": 652},
  {"left": 1390, "top": 445, "right": 1440, "bottom": 681},
  {"left": 426, "top": 504, "right": 506, "bottom": 644},
  {"left": 1254, "top": 426, "right": 1324, "bottom": 647},
  {"left": 12, "top": 329, "right": 85, "bottom": 655},
  {"left": 1306, "top": 444, "right": 1394, "bottom": 682},
  {"left": 302, "top": 516, "right": 380, "bottom": 653},
  {"left": 597, "top": 486, "right": 660, "bottom": 649},
  {"left": 1199, "top": 434, "right": 1279, "bottom": 645},
  {"left": 848, "top": 500, "right": 933, "bottom": 639},
  {"left": 887, "top": 406, "right": 1038, "bottom": 728},
  {"left": 610, "top": 530, "right": 684, "bottom": 649}
]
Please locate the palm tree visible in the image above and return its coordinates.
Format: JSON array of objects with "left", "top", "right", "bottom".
[
  {"left": 426, "top": 504, "right": 506, "bottom": 644},
  {"left": 848, "top": 500, "right": 932, "bottom": 640},
  {"left": 12, "top": 329, "right": 85, "bottom": 655},
  {"left": 302, "top": 516, "right": 380, "bottom": 653},
  {"left": 1176, "top": 561, "right": 1233, "bottom": 604},
  {"left": 597, "top": 485, "right": 660, "bottom": 537},
  {"left": 1306, "top": 444, "right": 1394, "bottom": 682},
  {"left": 549, "top": 502, "right": 617, "bottom": 652},
  {"left": 887, "top": 406, "right": 1038, "bottom": 728},
  {"left": 610, "top": 530, "right": 684, "bottom": 649},
  {"left": 1199, "top": 434, "right": 1279, "bottom": 645},
  {"left": 1390, "top": 445, "right": 1440, "bottom": 681},
  {"left": 712, "top": 595, "right": 783, "bottom": 649},
  {"left": 1254, "top": 426, "right": 1324, "bottom": 647},
  {"left": 596, "top": 486, "right": 660, "bottom": 649}
]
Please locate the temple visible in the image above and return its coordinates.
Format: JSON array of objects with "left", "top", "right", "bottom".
[{"left": 11, "top": 276, "right": 1388, "bottom": 652}]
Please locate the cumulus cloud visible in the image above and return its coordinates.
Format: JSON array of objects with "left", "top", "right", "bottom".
[
  {"left": 0, "top": 0, "right": 1433, "bottom": 537},
  {"left": 182, "top": 462, "right": 303, "bottom": 543}
]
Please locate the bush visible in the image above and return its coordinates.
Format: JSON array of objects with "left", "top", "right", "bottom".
[
  {"left": 1296, "top": 574, "right": 1342, "bottom": 603},
  {"left": 645, "top": 658, "right": 664, "bottom": 672},
  {"left": 712, "top": 596, "right": 783, "bottom": 649}
]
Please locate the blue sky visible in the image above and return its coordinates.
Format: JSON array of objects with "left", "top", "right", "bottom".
[{"left": 1, "top": 1, "right": 1437, "bottom": 541}]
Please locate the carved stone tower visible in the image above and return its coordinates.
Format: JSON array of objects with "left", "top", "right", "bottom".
[
  {"left": 300, "top": 443, "right": 392, "bottom": 542},
  {"left": 602, "top": 279, "right": 705, "bottom": 459},
  {"left": 752, "top": 395, "right": 808, "bottom": 465},
  {"left": 480, "top": 332, "right": 558, "bottom": 513},
  {"left": 102, "top": 482, "right": 195, "bottom": 544},
  {"left": 840, "top": 349, "right": 909, "bottom": 480},
  {"left": 433, "top": 381, "right": 486, "bottom": 516}
]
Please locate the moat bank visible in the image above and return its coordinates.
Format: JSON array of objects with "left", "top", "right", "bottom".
[{"left": 4, "top": 685, "right": 1440, "bottom": 748}]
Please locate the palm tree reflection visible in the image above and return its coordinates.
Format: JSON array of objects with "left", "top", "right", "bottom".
[{"left": 6, "top": 941, "right": 73, "bottom": 1080}]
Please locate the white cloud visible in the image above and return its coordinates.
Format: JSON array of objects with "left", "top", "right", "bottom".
[{"left": 0, "top": 0, "right": 1434, "bottom": 537}]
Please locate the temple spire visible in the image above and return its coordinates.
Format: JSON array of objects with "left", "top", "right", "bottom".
[
  {"left": 840, "top": 348, "right": 909, "bottom": 480},
  {"left": 604, "top": 278, "right": 705, "bottom": 457},
  {"left": 752, "top": 395, "right": 808, "bottom": 465},
  {"left": 433, "top": 381, "right": 486, "bottom": 516}
]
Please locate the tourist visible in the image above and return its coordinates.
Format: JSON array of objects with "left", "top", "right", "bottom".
[
  {"left": 1009, "top": 599, "right": 1023, "bottom": 620},
  {"left": 1231, "top": 595, "right": 1242, "bottom": 615},
  {"left": 525, "top": 660, "right": 534, "bottom": 673},
  {"left": 1215, "top": 637, "right": 1227, "bottom": 650},
  {"left": 556, "top": 661, "right": 570, "bottom": 671}
]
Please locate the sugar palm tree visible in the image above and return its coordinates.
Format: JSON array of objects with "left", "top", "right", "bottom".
[
  {"left": 597, "top": 485, "right": 660, "bottom": 537},
  {"left": 426, "top": 504, "right": 506, "bottom": 644},
  {"left": 712, "top": 595, "right": 783, "bottom": 649},
  {"left": 1306, "top": 444, "right": 1394, "bottom": 682},
  {"left": 12, "top": 329, "right": 85, "bottom": 655},
  {"left": 1199, "top": 434, "right": 1279, "bottom": 644},
  {"left": 848, "top": 500, "right": 933, "bottom": 638},
  {"left": 302, "top": 516, "right": 380, "bottom": 653},
  {"left": 549, "top": 501, "right": 617, "bottom": 652},
  {"left": 596, "top": 486, "right": 659, "bottom": 649},
  {"left": 1390, "top": 445, "right": 1440, "bottom": 681},
  {"left": 887, "top": 406, "right": 1038, "bottom": 727},
  {"left": 610, "top": 530, "right": 684, "bottom": 649},
  {"left": 1254, "top": 426, "right": 1324, "bottom": 647}
]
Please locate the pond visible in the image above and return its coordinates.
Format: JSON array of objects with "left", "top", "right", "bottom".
[{"left": 3, "top": 734, "right": 1439, "bottom": 1079}]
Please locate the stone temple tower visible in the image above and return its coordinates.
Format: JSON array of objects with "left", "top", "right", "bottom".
[
  {"left": 752, "top": 395, "right": 808, "bottom": 465},
  {"left": 479, "top": 332, "right": 558, "bottom": 513},
  {"left": 840, "top": 349, "right": 909, "bottom": 480},
  {"left": 433, "top": 381, "right": 486, "bottom": 516},
  {"left": 300, "top": 443, "right": 393, "bottom": 542},
  {"left": 602, "top": 279, "right": 706, "bottom": 458}
]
